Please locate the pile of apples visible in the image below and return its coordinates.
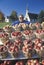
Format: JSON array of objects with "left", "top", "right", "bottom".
[
  {"left": 0, "top": 60, "right": 44, "bottom": 65},
  {"left": 11, "top": 31, "right": 22, "bottom": 39}
]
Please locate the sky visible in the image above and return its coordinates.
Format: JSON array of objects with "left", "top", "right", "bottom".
[{"left": 0, "top": 0, "right": 44, "bottom": 16}]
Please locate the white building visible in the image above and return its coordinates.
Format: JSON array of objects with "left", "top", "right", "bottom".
[
  {"left": 5, "top": 16, "right": 9, "bottom": 22},
  {"left": 24, "top": 8, "right": 38, "bottom": 23},
  {"left": 24, "top": 8, "right": 30, "bottom": 21}
]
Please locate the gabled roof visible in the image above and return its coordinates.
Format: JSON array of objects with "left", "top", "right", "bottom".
[{"left": 28, "top": 13, "right": 38, "bottom": 19}]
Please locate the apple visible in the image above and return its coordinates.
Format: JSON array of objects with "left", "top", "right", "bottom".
[
  {"left": 27, "top": 60, "right": 31, "bottom": 65},
  {"left": 37, "top": 43, "right": 41, "bottom": 47},
  {"left": 36, "top": 30, "right": 41, "bottom": 34},
  {"left": 29, "top": 30, "right": 32, "bottom": 34},
  {"left": 20, "top": 61, "right": 24, "bottom": 65},
  {"left": 42, "top": 60, "right": 44, "bottom": 65},
  {"left": 12, "top": 32, "right": 22, "bottom": 37},
  {"left": 9, "top": 46, "right": 14, "bottom": 52},
  {"left": 29, "top": 46, "right": 32, "bottom": 50},
  {"left": 15, "top": 62, "right": 20, "bottom": 65},
  {"left": 12, "top": 32, "right": 17, "bottom": 36},
  {"left": 23, "top": 39, "right": 29, "bottom": 45},
  {"left": 15, "top": 39, "right": 22, "bottom": 44},
  {"left": 14, "top": 46, "right": 18, "bottom": 52},
  {"left": 3, "top": 61, "right": 7, "bottom": 65},
  {"left": 24, "top": 30, "right": 29, "bottom": 35},
  {"left": 3, "top": 61, "right": 12, "bottom": 65},
  {"left": 7, "top": 61, "right": 12, "bottom": 65},
  {"left": 22, "top": 46, "right": 26, "bottom": 52},
  {"left": 1, "top": 63, "right": 3, "bottom": 65},
  {"left": 23, "top": 39, "right": 31, "bottom": 45},
  {"left": 36, "top": 46, "right": 40, "bottom": 50},
  {"left": 4, "top": 33, "right": 8, "bottom": 37},
  {"left": 0, "top": 46, "right": 7, "bottom": 52},
  {"left": 35, "top": 38, "right": 42, "bottom": 43},
  {"left": 9, "top": 45, "right": 19, "bottom": 53}
]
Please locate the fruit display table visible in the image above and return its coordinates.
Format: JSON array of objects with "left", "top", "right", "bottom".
[{"left": 0, "top": 22, "right": 44, "bottom": 65}]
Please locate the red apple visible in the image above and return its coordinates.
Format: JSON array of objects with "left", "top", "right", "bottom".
[
  {"left": 36, "top": 63, "right": 40, "bottom": 65},
  {"left": 12, "top": 32, "right": 21, "bottom": 36},
  {"left": 36, "top": 30, "right": 41, "bottom": 34},
  {"left": 35, "top": 38, "right": 42, "bottom": 43},
  {"left": 20, "top": 61, "right": 24, "bottom": 65},
  {"left": 15, "top": 39, "right": 22, "bottom": 44},
  {"left": 24, "top": 30, "right": 29, "bottom": 35},
  {"left": 14, "top": 46, "right": 18, "bottom": 52},
  {"left": 15, "top": 62, "right": 20, "bottom": 65},
  {"left": 27, "top": 60, "right": 31, "bottom": 65},
  {"left": 4, "top": 61, "right": 7, "bottom": 65},
  {"left": 7, "top": 61, "right": 12, "bottom": 65},
  {"left": 1, "top": 63, "right": 3, "bottom": 65},
  {"left": 22, "top": 46, "right": 27, "bottom": 52},
  {"left": 42, "top": 60, "right": 44, "bottom": 65}
]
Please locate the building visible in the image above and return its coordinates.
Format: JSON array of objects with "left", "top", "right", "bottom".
[
  {"left": 24, "top": 8, "right": 38, "bottom": 23},
  {"left": 5, "top": 16, "right": 9, "bottom": 22},
  {"left": 0, "top": 11, "right": 5, "bottom": 22}
]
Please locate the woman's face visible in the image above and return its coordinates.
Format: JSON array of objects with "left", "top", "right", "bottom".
[{"left": 19, "top": 15, "right": 24, "bottom": 22}]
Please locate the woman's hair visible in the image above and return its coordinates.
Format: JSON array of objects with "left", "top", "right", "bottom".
[{"left": 18, "top": 14, "right": 24, "bottom": 18}]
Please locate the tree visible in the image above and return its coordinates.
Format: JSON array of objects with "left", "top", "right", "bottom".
[
  {"left": 0, "top": 11, "right": 5, "bottom": 22},
  {"left": 10, "top": 11, "right": 18, "bottom": 21},
  {"left": 38, "top": 10, "right": 44, "bottom": 23}
]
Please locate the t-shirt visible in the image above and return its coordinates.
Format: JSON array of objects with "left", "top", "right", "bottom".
[{"left": 12, "top": 20, "right": 30, "bottom": 26}]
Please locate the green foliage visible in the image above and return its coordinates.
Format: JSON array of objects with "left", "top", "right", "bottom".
[
  {"left": 0, "top": 22, "right": 11, "bottom": 28},
  {"left": 0, "top": 11, "right": 5, "bottom": 21},
  {"left": 38, "top": 10, "right": 44, "bottom": 23},
  {"left": 10, "top": 11, "right": 18, "bottom": 21}
]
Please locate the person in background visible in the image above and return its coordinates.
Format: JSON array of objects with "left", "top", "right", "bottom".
[{"left": 12, "top": 14, "right": 30, "bottom": 30}]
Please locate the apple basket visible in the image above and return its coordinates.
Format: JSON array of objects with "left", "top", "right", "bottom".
[
  {"left": 8, "top": 45, "right": 19, "bottom": 58},
  {"left": 0, "top": 45, "right": 8, "bottom": 59}
]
